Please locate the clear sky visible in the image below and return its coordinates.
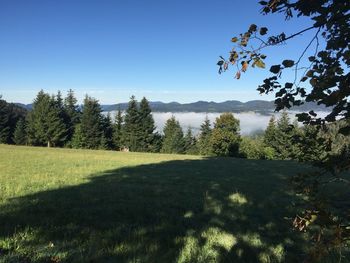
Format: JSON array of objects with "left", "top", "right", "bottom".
[{"left": 0, "top": 0, "right": 318, "bottom": 104}]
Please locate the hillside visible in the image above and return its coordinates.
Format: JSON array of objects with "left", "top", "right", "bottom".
[
  {"left": 16, "top": 100, "right": 328, "bottom": 113},
  {"left": 0, "top": 144, "right": 324, "bottom": 262}
]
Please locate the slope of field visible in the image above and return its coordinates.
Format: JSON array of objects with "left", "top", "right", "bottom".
[{"left": 0, "top": 144, "right": 345, "bottom": 262}]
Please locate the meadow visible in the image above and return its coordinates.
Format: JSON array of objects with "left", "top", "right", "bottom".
[{"left": 0, "top": 144, "right": 346, "bottom": 262}]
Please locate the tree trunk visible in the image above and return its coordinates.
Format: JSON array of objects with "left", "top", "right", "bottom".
[{"left": 47, "top": 140, "right": 51, "bottom": 148}]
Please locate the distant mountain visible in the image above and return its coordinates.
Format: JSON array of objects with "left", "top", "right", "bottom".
[
  {"left": 16, "top": 100, "right": 329, "bottom": 114},
  {"left": 102, "top": 100, "right": 328, "bottom": 114}
]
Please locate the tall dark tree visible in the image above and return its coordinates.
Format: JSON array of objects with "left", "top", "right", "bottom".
[
  {"left": 198, "top": 116, "right": 212, "bottom": 155},
  {"left": 71, "top": 124, "right": 84, "bottom": 149},
  {"left": 27, "top": 90, "right": 67, "bottom": 147},
  {"left": 0, "top": 97, "right": 10, "bottom": 143},
  {"left": 64, "top": 89, "right": 80, "bottom": 143},
  {"left": 100, "top": 112, "right": 114, "bottom": 150},
  {"left": 161, "top": 116, "right": 184, "bottom": 154},
  {"left": 122, "top": 96, "right": 141, "bottom": 151},
  {"left": 184, "top": 127, "right": 198, "bottom": 155},
  {"left": 210, "top": 113, "right": 241, "bottom": 157},
  {"left": 263, "top": 115, "right": 277, "bottom": 146},
  {"left": 113, "top": 109, "right": 123, "bottom": 150},
  {"left": 0, "top": 97, "right": 27, "bottom": 144},
  {"left": 13, "top": 118, "right": 27, "bottom": 145},
  {"left": 275, "top": 112, "right": 293, "bottom": 159},
  {"left": 80, "top": 95, "right": 102, "bottom": 149},
  {"left": 139, "top": 97, "right": 156, "bottom": 152}
]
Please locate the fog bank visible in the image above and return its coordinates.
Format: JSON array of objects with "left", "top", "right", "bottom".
[{"left": 106, "top": 111, "right": 330, "bottom": 136}]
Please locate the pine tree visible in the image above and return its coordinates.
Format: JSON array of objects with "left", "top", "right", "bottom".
[
  {"left": 0, "top": 97, "right": 27, "bottom": 144},
  {"left": 275, "top": 111, "right": 293, "bottom": 159},
  {"left": 13, "top": 118, "right": 27, "bottom": 145},
  {"left": 27, "top": 90, "right": 67, "bottom": 147},
  {"left": 184, "top": 127, "right": 198, "bottom": 154},
  {"left": 64, "top": 89, "right": 80, "bottom": 143},
  {"left": 122, "top": 95, "right": 141, "bottom": 151},
  {"left": 0, "top": 97, "right": 10, "bottom": 143},
  {"left": 161, "top": 116, "right": 185, "bottom": 154},
  {"left": 100, "top": 112, "right": 114, "bottom": 150},
  {"left": 139, "top": 97, "right": 156, "bottom": 152},
  {"left": 80, "top": 95, "right": 103, "bottom": 149},
  {"left": 113, "top": 109, "right": 123, "bottom": 150},
  {"left": 71, "top": 124, "right": 84, "bottom": 149},
  {"left": 210, "top": 113, "right": 241, "bottom": 157},
  {"left": 264, "top": 115, "right": 277, "bottom": 146},
  {"left": 198, "top": 116, "right": 212, "bottom": 155}
]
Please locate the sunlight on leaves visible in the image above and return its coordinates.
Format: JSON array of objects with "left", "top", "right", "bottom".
[{"left": 228, "top": 192, "right": 248, "bottom": 205}]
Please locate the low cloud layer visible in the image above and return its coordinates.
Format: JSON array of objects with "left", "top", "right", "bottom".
[{"left": 107, "top": 111, "right": 330, "bottom": 136}]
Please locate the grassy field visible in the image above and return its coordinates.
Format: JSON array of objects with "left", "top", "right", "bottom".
[{"left": 0, "top": 144, "right": 346, "bottom": 262}]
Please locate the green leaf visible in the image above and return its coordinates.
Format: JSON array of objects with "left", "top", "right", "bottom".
[{"left": 255, "top": 59, "right": 266, "bottom": 69}]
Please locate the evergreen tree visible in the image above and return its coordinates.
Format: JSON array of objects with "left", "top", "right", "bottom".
[
  {"left": 263, "top": 115, "right": 277, "bottom": 146},
  {"left": 71, "top": 124, "right": 84, "bottom": 149},
  {"left": 198, "top": 116, "right": 212, "bottom": 155},
  {"left": 56, "top": 91, "right": 64, "bottom": 110},
  {"left": 13, "top": 118, "right": 27, "bottom": 145},
  {"left": 64, "top": 89, "right": 80, "bottom": 143},
  {"left": 122, "top": 95, "right": 141, "bottom": 151},
  {"left": 275, "top": 111, "right": 294, "bottom": 159},
  {"left": 0, "top": 97, "right": 27, "bottom": 144},
  {"left": 80, "top": 95, "right": 103, "bottom": 149},
  {"left": 210, "top": 113, "right": 241, "bottom": 157},
  {"left": 100, "top": 112, "right": 114, "bottom": 150},
  {"left": 139, "top": 97, "right": 156, "bottom": 152},
  {"left": 184, "top": 127, "right": 198, "bottom": 154},
  {"left": 151, "top": 132, "right": 163, "bottom": 153},
  {"left": 161, "top": 116, "right": 185, "bottom": 154},
  {"left": 27, "top": 90, "right": 67, "bottom": 147},
  {"left": 113, "top": 109, "right": 123, "bottom": 150},
  {"left": 0, "top": 97, "right": 10, "bottom": 143}
]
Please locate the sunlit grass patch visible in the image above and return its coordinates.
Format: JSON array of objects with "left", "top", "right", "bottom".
[{"left": 228, "top": 192, "right": 248, "bottom": 205}]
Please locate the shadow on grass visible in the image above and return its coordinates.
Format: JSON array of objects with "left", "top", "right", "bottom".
[{"left": 0, "top": 157, "right": 309, "bottom": 262}]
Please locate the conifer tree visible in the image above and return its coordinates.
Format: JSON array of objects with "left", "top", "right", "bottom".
[
  {"left": 71, "top": 124, "right": 84, "bottom": 149},
  {"left": 100, "top": 112, "right": 114, "bottom": 150},
  {"left": 113, "top": 109, "right": 123, "bottom": 150},
  {"left": 275, "top": 111, "right": 293, "bottom": 159},
  {"left": 0, "top": 97, "right": 10, "bottom": 143},
  {"left": 27, "top": 90, "right": 67, "bottom": 147},
  {"left": 13, "top": 118, "right": 27, "bottom": 145},
  {"left": 161, "top": 116, "right": 185, "bottom": 154},
  {"left": 64, "top": 89, "right": 80, "bottom": 143},
  {"left": 264, "top": 115, "right": 277, "bottom": 145},
  {"left": 184, "top": 127, "right": 198, "bottom": 154},
  {"left": 198, "top": 116, "right": 212, "bottom": 155},
  {"left": 122, "top": 95, "right": 141, "bottom": 151},
  {"left": 210, "top": 113, "right": 241, "bottom": 157},
  {"left": 139, "top": 97, "right": 156, "bottom": 152},
  {"left": 80, "top": 95, "right": 103, "bottom": 149}
]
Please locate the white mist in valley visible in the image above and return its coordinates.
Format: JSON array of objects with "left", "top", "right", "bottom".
[
  {"left": 106, "top": 111, "right": 329, "bottom": 136},
  {"left": 152, "top": 112, "right": 273, "bottom": 135}
]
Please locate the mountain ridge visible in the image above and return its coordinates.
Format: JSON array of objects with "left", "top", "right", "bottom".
[{"left": 15, "top": 100, "right": 328, "bottom": 113}]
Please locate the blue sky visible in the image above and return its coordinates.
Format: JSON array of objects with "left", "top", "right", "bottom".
[{"left": 0, "top": 0, "right": 318, "bottom": 104}]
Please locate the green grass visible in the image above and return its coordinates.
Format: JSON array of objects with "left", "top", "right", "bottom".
[{"left": 0, "top": 144, "right": 346, "bottom": 262}]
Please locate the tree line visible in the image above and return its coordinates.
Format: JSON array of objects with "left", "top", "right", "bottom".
[{"left": 1, "top": 90, "right": 348, "bottom": 161}]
